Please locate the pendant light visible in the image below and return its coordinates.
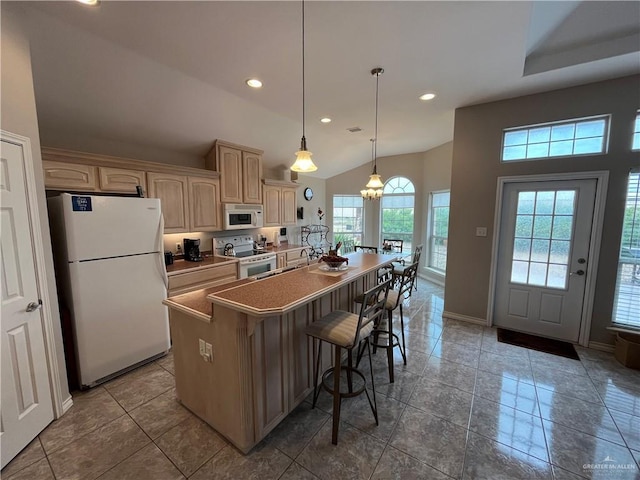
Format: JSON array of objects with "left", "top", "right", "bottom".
[
  {"left": 361, "top": 67, "right": 384, "bottom": 200},
  {"left": 290, "top": 0, "right": 318, "bottom": 173}
]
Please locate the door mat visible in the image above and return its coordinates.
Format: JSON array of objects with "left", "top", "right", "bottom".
[{"left": 497, "top": 328, "right": 580, "bottom": 360}]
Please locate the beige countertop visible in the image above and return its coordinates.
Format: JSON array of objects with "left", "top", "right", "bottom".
[
  {"left": 206, "top": 252, "right": 393, "bottom": 318},
  {"left": 166, "top": 255, "right": 238, "bottom": 276},
  {"left": 265, "top": 243, "right": 305, "bottom": 253}
]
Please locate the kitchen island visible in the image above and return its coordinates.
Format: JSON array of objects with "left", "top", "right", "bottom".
[{"left": 163, "top": 252, "right": 393, "bottom": 453}]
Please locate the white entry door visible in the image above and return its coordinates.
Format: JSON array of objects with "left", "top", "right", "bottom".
[
  {"left": 1, "top": 139, "right": 54, "bottom": 468},
  {"left": 494, "top": 179, "right": 597, "bottom": 342}
]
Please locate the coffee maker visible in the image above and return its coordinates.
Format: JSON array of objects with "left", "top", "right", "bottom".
[{"left": 183, "top": 238, "right": 203, "bottom": 262}]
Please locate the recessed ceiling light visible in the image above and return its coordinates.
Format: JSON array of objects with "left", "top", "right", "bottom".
[
  {"left": 76, "top": 0, "right": 100, "bottom": 5},
  {"left": 419, "top": 93, "right": 436, "bottom": 101},
  {"left": 320, "top": 118, "right": 332, "bottom": 123},
  {"left": 246, "top": 79, "right": 263, "bottom": 88}
]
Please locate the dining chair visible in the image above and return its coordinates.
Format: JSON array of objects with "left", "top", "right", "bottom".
[
  {"left": 306, "top": 278, "right": 392, "bottom": 444},
  {"left": 354, "top": 245, "right": 378, "bottom": 253},
  {"left": 393, "top": 244, "right": 423, "bottom": 290},
  {"left": 382, "top": 239, "right": 403, "bottom": 254}
]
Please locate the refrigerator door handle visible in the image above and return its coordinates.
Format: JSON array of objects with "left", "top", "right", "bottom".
[{"left": 156, "top": 214, "right": 169, "bottom": 289}]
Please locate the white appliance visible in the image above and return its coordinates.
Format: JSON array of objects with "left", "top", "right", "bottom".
[
  {"left": 213, "top": 235, "right": 277, "bottom": 278},
  {"left": 223, "top": 203, "right": 264, "bottom": 230},
  {"left": 48, "top": 193, "right": 170, "bottom": 388}
]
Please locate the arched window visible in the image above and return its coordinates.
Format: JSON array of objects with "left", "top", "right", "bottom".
[{"left": 380, "top": 177, "right": 415, "bottom": 253}]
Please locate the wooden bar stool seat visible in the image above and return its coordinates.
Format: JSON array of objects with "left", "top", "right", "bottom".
[{"left": 306, "top": 278, "right": 392, "bottom": 445}]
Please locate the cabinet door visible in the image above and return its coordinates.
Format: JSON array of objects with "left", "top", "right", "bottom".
[
  {"left": 188, "top": 177, "right": 221, "bottom": 232},
  {"left": 99, "top": 167, "right": 146, "bottom": 193},
  {"left": 147, "top": 172, "right": 189, "bottom": 233},
  {"left": 281, "top": 187, "right": 297, "bottom": 225},
  {"left": 218, "top": 146, "right": 243, "bottom": 204},
  {"left": 242, "top": 152, "right": 263, "bottom": 204},
  {"left": 42, "top": 160, "right": 98, "bottom": 191},
  {"left": 276, "top": 253, "right": 286, "bottom": 269},
  {"left": 263, "top": 185, "right": 281, "bottom": 226}
]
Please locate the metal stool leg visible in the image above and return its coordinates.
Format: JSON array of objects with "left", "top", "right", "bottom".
[
  {"left": 312, "top": 339, "right": 322, "bottom": 408},
  {"left": 332, "top": 346, "right": 342, "bottom": 445}
]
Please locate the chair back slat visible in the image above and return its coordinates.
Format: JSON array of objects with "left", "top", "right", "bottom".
[
  {"left": 354, "top": 245, "right": 378, "bottom": 254},
  {"left": 398, "top": 262, "right": 419, "bottom": 299},
  {"left": 355, "top": 278, "right": 392, "bottom": 342}
]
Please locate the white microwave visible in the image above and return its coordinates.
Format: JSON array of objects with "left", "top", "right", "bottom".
[{"left": 223, "top": 203, "right": 264, "bottom": 230}]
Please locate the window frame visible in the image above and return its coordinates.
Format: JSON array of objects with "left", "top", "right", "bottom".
[
  {"left": 427, "top": 190, "right": 450, "bottom": 273},
  {"left": 501, "top": 115, "right": 610, "bottom": 163},
  {"left": 632, "top": 112, "right": 640, "bottom": 151},
  {"left": 332, "top": 194, "right": 364, "bottom": 252},
  {"left": 380, "top": 176, "right": 415, "bottom": 253}
]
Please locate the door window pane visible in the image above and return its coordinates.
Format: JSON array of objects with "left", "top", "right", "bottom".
[
  {"left": 510, "top": 189, "right": 576, "bottom": 289},
  {"left": 428, "top": 191, "right": 450, "bottom": 272},
  {"left": 333, "top": 195, "right": 364, "bottom": 252}
]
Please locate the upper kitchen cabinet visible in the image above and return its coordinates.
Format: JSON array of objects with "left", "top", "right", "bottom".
[
  {"left": 43, "top": 160, "right": 98, "bottom": 191},
  {"left": 188, "top": 177, "right": 221, "bottom": 232},
  {"left": 205, "top": 140, "right": 263, "bottom": 204},
  {"left": 147, "top": 173, "right": 189, "bottom": 233},
  {"left": 263, "top": 179, "right": 299, "bottom": 227},
  {"left": 40, "top": 147, "right": 222, "bottom": 234}
]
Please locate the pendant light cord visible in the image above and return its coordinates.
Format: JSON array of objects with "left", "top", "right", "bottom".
[
  {"left": 301, "top": 0, "right": 306, "bottom": 142},
  {"left": 374, "top": 70, "right": 379, "bottom": 167}
]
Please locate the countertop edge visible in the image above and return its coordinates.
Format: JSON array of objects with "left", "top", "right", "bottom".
[{"left": 163, "top": 298, "right": 211, "bottom": 323}]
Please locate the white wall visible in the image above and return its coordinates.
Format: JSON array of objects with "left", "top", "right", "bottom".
[{"left": 1, "top": 4, "right": 70, "bottom": 405}]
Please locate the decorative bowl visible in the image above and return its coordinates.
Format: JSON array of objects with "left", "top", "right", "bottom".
[{"left": 318, "top": 255, "right": 349, "bottom": 270}]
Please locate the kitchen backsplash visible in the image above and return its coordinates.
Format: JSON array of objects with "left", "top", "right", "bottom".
[{"left": 163, "top": 226, "right": 302, "bottom": 255}]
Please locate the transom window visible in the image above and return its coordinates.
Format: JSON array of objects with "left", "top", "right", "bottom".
[
  {"left": 612, "top": 170, "right": 640, "bottom": 329},
  {"left": 332, "top": 195, "right": 364, "bottom": 252},
  {"left": 502, "top": 116, "right": 609, "bottom": 162},
  {"left": 511, "top": 190, "right": 576, "bottom": 289},
  {"left": 428, "top": 191, "right": 450, "bottom": 272},
  {"left": 381, "top": 177, "right": 415, "bottom": 253},
  {"left": 632, "top": 112, "right": 640, "bottom": 150}
]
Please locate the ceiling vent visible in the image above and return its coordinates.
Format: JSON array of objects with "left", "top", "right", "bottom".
[{"left": 346, "top": 126, "right": 362, "bottom": 133}]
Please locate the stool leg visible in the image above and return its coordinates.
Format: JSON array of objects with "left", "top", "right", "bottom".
[
  {"left": 312, "top": 339, "right": 322, "bottom": 408},
  {"left": 387, "top": 310, "right": 395, "bottom": 383},
  {"left": 399, "top": 304, "right": 407, "bottom": 365},
  {"left": 347, "top": 350, "right": 354, "bottom": 393},
  {"left": 332, "top": 346, "right": 342, "bottom": 445},
  {"left": 364, "top": 339, "right": 379, "bottom": 425}
]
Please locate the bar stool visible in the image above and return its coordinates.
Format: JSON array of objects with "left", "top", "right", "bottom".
[
  {"left": 393, "top": 245, "right": 422, "bottom": 291},
  {"left": 357, "top": 262, "right": 419, "bottom": 383},
  {"left": 306, "top": 278, "right": 392, "bottom": 445}
]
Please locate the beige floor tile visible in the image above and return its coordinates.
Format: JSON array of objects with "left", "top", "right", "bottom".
[
  {"left": 48, "top": 415, "right": 150, "bottom": 480},
  {"left": 39, "top": 387, "right": 126, "bottom": 454},
  {"left": 96, "top": 444, "right": 184, "bottom": 480},
  {"left": 1, "top": 437, "right": 45, "bottom": 477},
  {"left": 104, "top": 363, "right": 175, "bottom": 412},
  {"left": 4, "top": 458, "right": 55, "bottom": 480},
  {"left": 155, "top": 416, "right": 227, "bottom": 477},
  {"left": 128, "top": 388, "right": 192, "bottom": 439}
]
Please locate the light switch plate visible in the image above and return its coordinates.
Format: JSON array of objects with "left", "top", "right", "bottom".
[{"left": 476, "top": 227, "right": 488, "bottom": 237}]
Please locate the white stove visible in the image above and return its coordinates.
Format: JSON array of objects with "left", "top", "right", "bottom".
[{"left": 213, "top": 235, "right": 277, "bottom": 278}]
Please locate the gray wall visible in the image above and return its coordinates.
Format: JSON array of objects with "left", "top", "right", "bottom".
[
  {"left": 1, "top": 4, "right": 70, "bottom": 403},
  {"left": 446, "top": 75, "right": 640, "bottom": 345}
]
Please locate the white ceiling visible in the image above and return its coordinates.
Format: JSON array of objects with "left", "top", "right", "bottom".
[{"left": 17, "top": 1, "right": 640, "bottom": 178}]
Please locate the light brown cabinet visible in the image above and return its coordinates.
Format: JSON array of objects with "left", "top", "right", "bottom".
[
  {"left": 167, "top": 262, "right": 238, "bottom": 296},
  {"left": 206, "top": 140, "right": 263, "bottom": 204},
  {"left": 188, "top": 177, "right": 222, "bottom": 232},
  {"left": 43, "top": 161, "right": 98, "bottom": 191},
  {"left": 147, "top": 173, "right": 190, "bottom": 233},
  {"left": 98, "top": 167, "right": 146, "bottom": 193},
  {"left": 263, "top": 180, "right": 299, "bottom": 227},
  {"left": 41, "top": 148, "right": 222, "bottom": 234},
  {"left": 276, "top": 247, "right": 305, "bottom": 269}
]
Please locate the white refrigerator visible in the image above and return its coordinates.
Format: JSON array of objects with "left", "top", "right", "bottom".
[{"left": 48, "top": 193, "right": 170, "bottom": 388}]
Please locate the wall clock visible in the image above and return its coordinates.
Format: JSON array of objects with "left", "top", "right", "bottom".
[{"left": 304, "top": 187, "right": 313, "bottom": 201}]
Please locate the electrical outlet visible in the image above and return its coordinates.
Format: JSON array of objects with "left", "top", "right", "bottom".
[
  {"left": 205, "top": 342, "right": 213, "bottom": 362},
  {"left": 199, "top": 339, "right": 206, "bottom": 356},
  {"left": 176, "top": 242, "right": 182, "bottom": 251}
]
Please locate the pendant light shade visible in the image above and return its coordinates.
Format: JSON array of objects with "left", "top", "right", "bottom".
[
  {"left": 290, "top": 0, "right": 318, "bottom": 173},
  {"left": 362, "top": 67, "right": 384, "bottom": 200}
]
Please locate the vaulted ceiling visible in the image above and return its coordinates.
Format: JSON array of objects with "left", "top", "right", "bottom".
[{"left": 17, "top": 1, "right": 640, "bottom": 178}]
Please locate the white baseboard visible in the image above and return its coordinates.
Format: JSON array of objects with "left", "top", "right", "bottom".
[
  {"left": 442, "top": 311, "right": 488, "bottom": 326},
  {"left": 61, "top": 395, "right": 74, "bottom": 416},
  {"left": 587, "top": 341, "right": 615, "bottom": 353}
]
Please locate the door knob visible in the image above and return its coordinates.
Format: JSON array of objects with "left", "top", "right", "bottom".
[
  {"left": 26, "top": 300, "right": 42, "bottom": 312},
  {"left": 570, "top": 270, "right": 585, "bottom": 276}
]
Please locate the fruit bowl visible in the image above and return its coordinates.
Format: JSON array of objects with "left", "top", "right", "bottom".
[{"left": 318, "top": 255, "right": 349, "bottom": 270}]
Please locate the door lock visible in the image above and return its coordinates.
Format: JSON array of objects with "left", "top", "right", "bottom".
[
  {"left": 26, "top": 299, "right": 43, "bottom": 312},
  {"left": 577, "top": 258, "right": 586, "bottom": 264}
]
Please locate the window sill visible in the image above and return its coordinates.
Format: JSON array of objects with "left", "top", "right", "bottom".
[{"left": 607, "top": 324, "right": 640, "bottom": 335}]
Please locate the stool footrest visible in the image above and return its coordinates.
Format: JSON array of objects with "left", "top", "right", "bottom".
[{"left": 321, "top": 366, "right": 368, "bottom": 399}]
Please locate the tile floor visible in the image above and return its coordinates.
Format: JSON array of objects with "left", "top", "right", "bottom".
[{"left": 3, "top": 279, "right": 640, "bottom": 479}]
